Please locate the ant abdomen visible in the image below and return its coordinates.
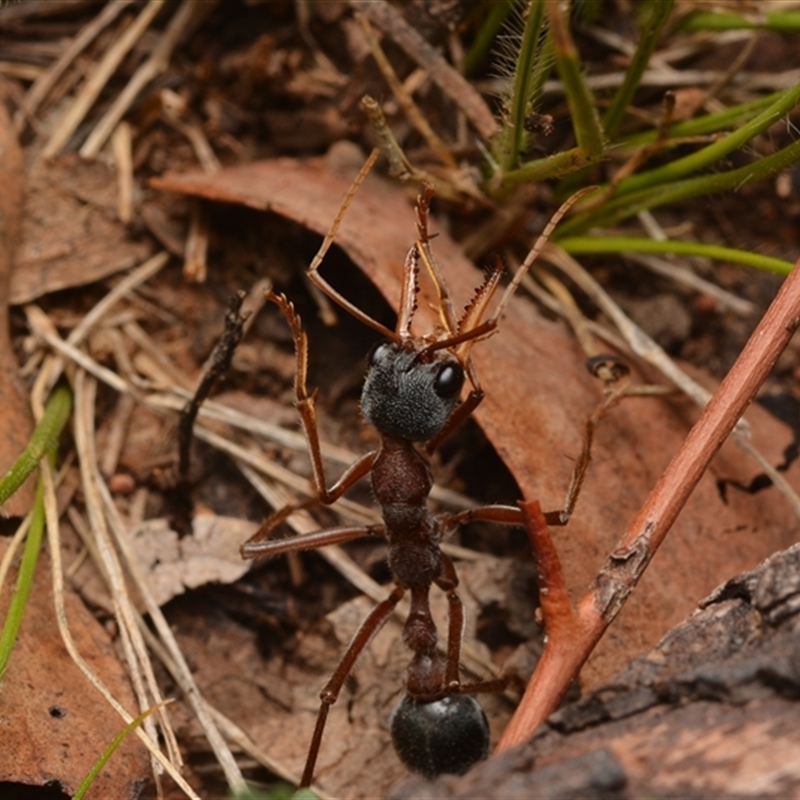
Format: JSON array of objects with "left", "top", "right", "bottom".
[{"left": 390, "top": 693, "right": 490, "bottom": 779}]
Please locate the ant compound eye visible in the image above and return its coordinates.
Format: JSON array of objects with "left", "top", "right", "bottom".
[
  {"left": 368, "top": 341, "right": 393, "bottom": 367},
  {"left": 434, "top": 362, "right": 464, "bottom": 399}
]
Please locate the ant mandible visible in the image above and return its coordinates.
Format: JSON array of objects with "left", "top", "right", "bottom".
[{"left": 241, "top": 150, "right": 589, "bottom": 787}]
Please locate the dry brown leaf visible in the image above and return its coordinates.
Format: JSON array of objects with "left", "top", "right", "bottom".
[
  {"left": 71, "top": 514, "right": 257, "bottom": 613},
  {"left": 129, "top": 514, "right": 255, "bottom": 606},
  {"left": 152, "top": 154, "right": 800, "bottom": 674},
  {"left": 151, "top": 155, "right": 800, "bottom": 794},
  {"left": 0, "top": 542, "right": 150, "bottom": 798},
  {"left": 0, "top": 81, "right": 35, "bottom": 518},
  {"left": 10, "top": 154, "right": 153, "bottom": 304}
]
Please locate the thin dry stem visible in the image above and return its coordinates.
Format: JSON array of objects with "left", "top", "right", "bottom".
[
  {"left": 36, "top": 251, "right": 170, "bottom": 394},
  {"left": 13, "top": 0, "right": 134, "bottom": 134},
  {"left": 355, "top": 12, "right": 457, "bottom": 169},
  {"left": 352, "top": 0, "right": 498, "bottom": 140},
  {"left": 31, "top": 373, "right": 199, "bottom": 797},
  {"left": 73, "top": 371, "right": 179, "bottom": 773},
  {"left": 635, "top": 209, "right": 754, "bottom": 315},
  {"left": 41, "top": 458, "right": 200, "bottom": 797},
  {"left": 42, "top": 0, "right": 166, "bottom": 158},
  {"left": 80, "top": 0, "right": 206, "bottom": 158},
  {"left": 0, "top": 514, "right": 32, "bottom": 599},
  {"left": 112, "top": 121, "right": 134, "bottom": 224},
  {"left": 85, "top": 393, "right": 247, "bottom": 791}
]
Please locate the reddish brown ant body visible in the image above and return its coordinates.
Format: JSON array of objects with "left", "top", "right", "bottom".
[{"left": 241, "top": 154, "right": 587, "bottom": 787}]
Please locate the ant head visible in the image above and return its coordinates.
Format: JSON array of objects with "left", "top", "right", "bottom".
[{"left": 361, "top": 342, "right": 464, "bottom": 442}]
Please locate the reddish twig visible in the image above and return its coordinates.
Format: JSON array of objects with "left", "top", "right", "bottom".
[{"left": 498, "top": 257, "right": 800, "bottom": 752}]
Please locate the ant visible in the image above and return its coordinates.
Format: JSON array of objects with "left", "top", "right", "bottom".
[{"left": 240, "top": 152, "right": 591, "bottom": 787}]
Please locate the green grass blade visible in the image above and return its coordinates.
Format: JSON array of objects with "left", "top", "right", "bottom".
[
  {"left": 230, "top": 785, "right": 319, "bottom": 800},
  {"left": 612, "top": 80, "right": 800, "bottom": 197},
  {"left": 618, "top": 91, "right": 782, "bottom": 149},
  {"left": 494, "top": 0, "right": 549, "bottom": 173},
  {"left": 559, "top": 236, "right": 795, "bottom": 275},
  {"left": 0, "top": 476, "right": 46, "bottom": 683},
  {"left": 0, "top": 386, "right": 73, "bottom": 683},
  {"left": 492, "top": 144, "right": 603, "bottom": 191},
  {"left": 463, "top": 0, "right": 515, "bottom": 77},
  {"left": 558, "top": 135, "right": 800, "bottom": 236},
  {"left": 603, "top": 0, "right": 674, "bottom": 138},
  {"left": 0, "top": 385, "right": 73, "bottom": 508},
  {"left": 73, "top": 702, "right": 168, "bottom": 800},
  {"left": 679, "top": 10, "right": 800, "bottom": 33},
  {"left": 546, "top": 1, "right": 605, "bottom": 158}
]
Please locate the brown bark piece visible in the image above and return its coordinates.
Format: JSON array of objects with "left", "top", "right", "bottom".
[
  {"left": 391, "top": 544, "right": 800, "bottom": 799},
  {"left": 0, "top": 542, "right": 151, "bottom": 799},
  {"left": 0, "top": 83, "right": 35, "bottom": 518}
]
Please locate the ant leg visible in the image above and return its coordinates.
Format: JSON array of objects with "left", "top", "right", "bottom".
[
  {"left": 300, "top": 584, "right": 405, "bottom": 787},
  {"left": 425, "top": 387, "right": 484, "bottom": 453},
  {"left": 267, "top": 290, "right": 378, "bottom": 500},
  {"left": 437, "top": 554, "right": 509, "bottom": 696},
  {"left": 444, "top": 503, "right": 569, "bottom": 531},
  {"left": 241, "top": 523, "right": 384, "bottom": 560},
  {"left": 554, "top": 382, "right": 632, "bottom": 524},
  {"left": 444, "top": 388, "right": 623, "bottom": 530},
  {"left": 436, "top": 553, "right": 466, "bottom": 688},
  {"left": 247, "top": 449, "right": 377, "bottom": 544}
]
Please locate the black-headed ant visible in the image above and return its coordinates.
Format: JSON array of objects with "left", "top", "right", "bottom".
[{"left": 240, "top": 151, "right": 590, "bottom": 787}]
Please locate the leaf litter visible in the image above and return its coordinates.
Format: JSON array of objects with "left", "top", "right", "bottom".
[{"left": 0, "top": 3, "right": 799, "bottom": 799}]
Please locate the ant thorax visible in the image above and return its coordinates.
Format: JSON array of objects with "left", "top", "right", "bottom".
[{"left": 361, "top": 341, "right": 465, "bottom": 442}]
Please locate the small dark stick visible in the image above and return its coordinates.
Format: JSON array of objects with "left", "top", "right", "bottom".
[
  {"left": 165, "top": 291, "right": 248, "bottom": 536},
  {"left": 178, "top": 290, "right": 248, "bottom": 483},
  {"left": 238, "top": 154, "right": 593, "bottom": 789}
]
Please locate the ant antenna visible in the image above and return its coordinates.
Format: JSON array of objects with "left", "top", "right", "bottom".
[{"left": 306, "top": 148, "right": 399, "bottom": 341}]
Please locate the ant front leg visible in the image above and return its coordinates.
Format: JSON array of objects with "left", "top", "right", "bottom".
[
  {"left": 249, "top": 292, "right": 378, "bottom": 545},
  {"left": 268, "top": 291, "right": 374, "bottom": 504}
]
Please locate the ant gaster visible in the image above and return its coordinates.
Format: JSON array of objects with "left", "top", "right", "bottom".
[{"left": 241, "top": 152, "right": 589, "bottom": 787}]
